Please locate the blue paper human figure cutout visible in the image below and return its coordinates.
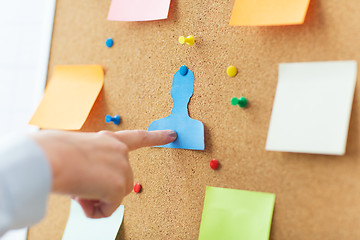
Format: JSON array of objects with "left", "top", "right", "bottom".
[{"left": 148, "top": 65, "right": 205, "bottom": 150}]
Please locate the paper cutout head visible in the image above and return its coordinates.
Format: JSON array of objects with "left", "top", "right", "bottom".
[{"left": 171, "top": 65, "right": 194, "bottom": 104}]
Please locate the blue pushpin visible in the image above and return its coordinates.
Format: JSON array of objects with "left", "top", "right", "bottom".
[
  {"left": 105, "top": 115, "right": 121, "bottom": 125},
  {"left": 106, "top": 38, "right": 114, "bottom": 48}
]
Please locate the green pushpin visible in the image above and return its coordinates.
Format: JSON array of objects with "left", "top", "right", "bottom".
[{"left": 231, "top": 97, "right": 248, "bottom": 108}]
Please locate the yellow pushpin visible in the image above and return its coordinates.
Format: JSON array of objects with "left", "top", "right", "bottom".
[
  {"left": 179, "top": 35, "right": 195, "bottom": 46},
  {"left": 227, "top": 66, "right": 237, "bottom": 77}
]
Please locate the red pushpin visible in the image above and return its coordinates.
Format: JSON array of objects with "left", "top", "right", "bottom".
[
  {"left": 210, "top": 159, "right": 219, "bottom": 170},
  {"left": 134, "top": 183, "right": 142, "bottom": 193}
]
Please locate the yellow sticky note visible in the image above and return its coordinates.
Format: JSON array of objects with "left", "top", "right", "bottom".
[
  {"left": 229, "top": 0, "right": 310, "bottom": 26},
  {"left": 29, "top": 65, "right": 104, "bottom": 130}
]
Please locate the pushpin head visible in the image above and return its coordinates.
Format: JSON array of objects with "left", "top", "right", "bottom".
[
  {"left": 180, "top": 65, "right": 188, "bottom": 76},
  {"left": 231, "top": 97, "right": 248, "bottom": 108},
  {"left": 106, "top": 38, "right": 114, "bottom": 48},
  {"left": 179, "top": 35, "right": 195, "bottom": 46},
  {"left": 210, "top": 159, "right": 219, "bottom": 170},
  {"left": 179, "top": 36, "right": 186, "bottom": 44},
  {"left": 227, "top": 66, "right": 237, "bottom": 77},
  {"left": 231, "top": 97, "right": 239, "bottom": 106},
  {"left": 105, "top": 115, "right": 112, "bottom": 123},
  {"left": 105, "top": 114, "right": 121, "bottom": 125},
  {"left": 134, "top": 183, "right": 142, "bottom": 193}
]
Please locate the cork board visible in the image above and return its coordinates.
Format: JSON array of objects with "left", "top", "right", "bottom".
[{"left": 28, "top": 0, "right": 360, "bottom": 239}]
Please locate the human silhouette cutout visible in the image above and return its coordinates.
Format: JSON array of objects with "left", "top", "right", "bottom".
[{"left": 148, "top": 65, "right": 205, "bottom": 150}]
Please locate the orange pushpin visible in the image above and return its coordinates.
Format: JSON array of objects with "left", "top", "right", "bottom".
[{"left": 179, "top": 35, "right": 195, "bottom": 46}]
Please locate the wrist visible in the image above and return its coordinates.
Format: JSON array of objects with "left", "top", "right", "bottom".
[{"left": 29, "top": 132, "right": 67, "bottom": 193}]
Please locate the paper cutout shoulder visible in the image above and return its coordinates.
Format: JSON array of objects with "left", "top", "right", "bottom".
[{"left": 148, "top": 66, "right": 205, "bottom": 150}]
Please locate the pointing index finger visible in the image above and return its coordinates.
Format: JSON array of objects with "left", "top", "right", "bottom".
[{"left": 114, "top": 130, "right": 177, "bottom": 151}]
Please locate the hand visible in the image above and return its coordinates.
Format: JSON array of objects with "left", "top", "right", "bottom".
[{"left": 30, "top": 130, "right": 177, "bottom": 218}]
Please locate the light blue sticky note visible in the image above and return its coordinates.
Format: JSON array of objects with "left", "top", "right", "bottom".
[
  {"left": 148, "top": 66, "right": 205, "bottom": 150},
  {"left": 62, "top": 201, "right": 124, "bottom": 240}
]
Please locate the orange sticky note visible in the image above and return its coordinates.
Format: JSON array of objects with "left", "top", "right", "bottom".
[
  {"left": 29, "top": 65, "right": 104, "bottom": 130},
  {"left": 229, "top": 0, "right": 310, "bottom": 26}
]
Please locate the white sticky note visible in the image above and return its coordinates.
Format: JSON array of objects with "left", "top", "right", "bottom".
[
  {"left": 62, "top": 201, "right": 124, "bottom": 240},
  {"left": 266, "top": 61, "right": 357, "bottom": 155},
  {"left": 0, "top": 228, "right": 27, "bottom": 240}
]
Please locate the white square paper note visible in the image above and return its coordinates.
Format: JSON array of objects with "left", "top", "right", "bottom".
[
  {"left": 266, "top": 61, "right": 357, "bottom": 155},
  {"left": 62, "top": 201, "right": 124, "bottom": 240}
]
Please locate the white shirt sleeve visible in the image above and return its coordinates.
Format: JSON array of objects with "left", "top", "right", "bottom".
[{"left": 0, "top": 136, "right": 52, "bottom": 236}]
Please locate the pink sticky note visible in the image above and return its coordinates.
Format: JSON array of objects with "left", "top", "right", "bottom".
[{"left": 107, "top": 0, "right": 171, "bottom": 22}]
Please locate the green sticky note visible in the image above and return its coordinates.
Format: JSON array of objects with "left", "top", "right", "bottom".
[{"left": 198, "top": 186, "right": 276, "bottom": 240}]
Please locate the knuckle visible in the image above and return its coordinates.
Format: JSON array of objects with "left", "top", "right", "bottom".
[
  {"left": 84, "top": 211, "right": 93, "bottom": 218},
  {"left": 98, "top": 130, "right": 114, "bottom": 137},
  {"left": 126, "top": 181, "right": 133, "bottom": 195},
  {"left": 134, "top": 130, "right": 148, "bottom": 142},
  {"left": 112, "top": 168, "right": 133, "bottom": 196},
  {"left": 113, "top": 177, "right": 127, "bottom": 196},
  {"left": 103, "top": 210, "right": 113, "bottom": 218},
  {"left": 117, "top": 157, "right": 130, "bottom": 170},
  {"left": 113, "top": 142, "right": 129, "bottom": 153},
  {"left": 125, "top": 171, "right": 134, "bottom": 195}
]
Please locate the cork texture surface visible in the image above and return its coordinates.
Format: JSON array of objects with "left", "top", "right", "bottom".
[{"left": 28, "top": 0, "right": 360, "bottom": 239}]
